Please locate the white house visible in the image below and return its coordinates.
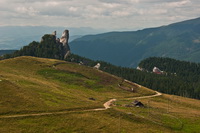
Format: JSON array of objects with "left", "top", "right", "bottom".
[{"left": 94, "top": 63, "right": 101, "bottom": 69}]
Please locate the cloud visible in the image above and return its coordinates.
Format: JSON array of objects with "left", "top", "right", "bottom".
[
  {"left": 98, "top": 0, "right": 127, "bottom": 4},
  {"left": 102, "top": 3, "right": 120, "bottom": 8},
  {"left": 15, "top": 6, "right": 39, "bottom": 16},
  {"left": 69, "top": 7, "right": 78, "bottom": 12},
  {"left": 0, "top": 0, "right": 199, "bottom": 30},
  {"left": 98, "top": 0, "right": 139, "bottom": 4},
  {"left": 162, "top": 0, "right": 191, "bottom": 8}
]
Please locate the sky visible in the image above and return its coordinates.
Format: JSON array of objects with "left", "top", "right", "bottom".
[{"left": 0, "top": 0, "right": 200, "bottom": 31}]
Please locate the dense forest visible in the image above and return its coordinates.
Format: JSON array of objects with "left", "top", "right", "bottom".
[
  {"left": 66, "top": 54, "right": 200, "bottom": 99},
  {"left": 2, "top": 34, "right": 64, "bottom": 60},
  {"left": 139, "top": 57, "right": 200, "bottom": 78},
  {"left": 2, "top": 36, "right": 200, "bottom": 99}
]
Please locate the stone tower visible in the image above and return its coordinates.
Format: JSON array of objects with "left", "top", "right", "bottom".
[
  {"left": 60, "top": 30, "right": 70, "bottom": 59},
  {"left": 52, "top": 31, "right": 56, "bottom": 36}
]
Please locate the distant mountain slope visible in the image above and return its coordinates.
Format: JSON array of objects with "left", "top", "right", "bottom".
[
  {"left": 0, "top": 50, "right": 16, "bottom": 56},
  {"left": 0, "top": 26, "right": 105, "bottom": 50},
  {"left": 70, "top": 17, "right": 200, "bottom": 67}
]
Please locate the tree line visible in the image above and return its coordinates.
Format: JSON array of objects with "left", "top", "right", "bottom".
[
  {"left": 2, "top": 34, "right": 64, "bottom": 60},
  {"left": 67, "top": 55, "right": 200, "bottom": 99}
]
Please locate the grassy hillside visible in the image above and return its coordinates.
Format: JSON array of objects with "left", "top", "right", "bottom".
[
  {"left": 0, "top": 56, "right": 154, "bottom": 114},
  {"left": 0, "top": 56, "right": 200, "bottom": 132},
  {"left": 70, "top": 17, "right": 200, "bottom": 67}
]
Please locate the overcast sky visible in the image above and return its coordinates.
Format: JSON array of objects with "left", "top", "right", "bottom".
[{"left": 0, "top": 0, "right": 199, "bottom": 31}]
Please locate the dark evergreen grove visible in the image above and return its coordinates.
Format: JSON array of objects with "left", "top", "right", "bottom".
[
  {"left": 3, "top": 34, "right": 64, "bottom": 60},
  {"left": 2, "top": 35, "right": 200, "bottom": 99},
  {"left": 66, "top": 54, "right": 200, "bottom": 99}
]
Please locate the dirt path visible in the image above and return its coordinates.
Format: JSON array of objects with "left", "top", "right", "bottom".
[
  {"left": 0, "top": 81, "right": 161, "bottom": 119},
  {"left": 127, "top": 91, "right": 162, "bottom": 100},
  {"left": 0, "top": 99, "right": 118, "bottom": 118},
  {"left": 93, "top": 99, "right": 117, "bottom": 111}
]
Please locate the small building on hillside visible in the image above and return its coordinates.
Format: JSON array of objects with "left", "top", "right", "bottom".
[
  {"left": 153, "top": 67, "right": 163, "bottom": 74},
  {"left": 136, "top": 66, "right": 145, "bottom": 71},
  {"left": 124, "top": 100, "right": 144, "bottom": 108},
  {"left": 94, "top": 63, "right": 101, "bottom": 69},
  {"left": 132, "top": 100, "right": 144, "bottom": 107},
  {"left": 79, "top": 61, "right": 84, "bottom": 65}
]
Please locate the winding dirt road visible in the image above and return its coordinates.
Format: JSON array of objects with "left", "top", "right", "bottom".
[
  {"left": 0, "top": 81, "right": 161, "bottom": 119},
  {"left": 127, "top": 91, "right": 162, "bottom": 100}
]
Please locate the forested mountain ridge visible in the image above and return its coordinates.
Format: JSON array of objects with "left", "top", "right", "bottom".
[
  {"left": 65, "top": 54, "right": 200, "bottom": 99},
  {"left": 3, "top": 37, "right": 63, "bottom": 60},
  {"left": 2, "top": 30, "right": 70, "bottom": 60},
  {"left": 70, "top": 17, "right": 200, "bottom": 67},
  {"left": 136, "top": 57, "right": 200, "bottom": 99},
  {"left": 139, "top": 57, "right": 200, "bottom": 77}
]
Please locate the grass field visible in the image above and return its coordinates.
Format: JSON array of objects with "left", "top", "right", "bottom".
[{"left": 0, "top": 56, "right": 200, "bottom": 133}]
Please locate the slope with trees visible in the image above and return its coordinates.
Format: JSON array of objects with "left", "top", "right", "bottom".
[
  {"left": 3, "top": 32, "right": 200, "bottom": 99},
  {"left": 70, "top": 17, "right": 200, "bottom": 67},
  {"left": 3, "top": 34, "right": 64, "bottom": 60},
  {"left": 66, "top": 54, "right": 200, "bottom": 99}
]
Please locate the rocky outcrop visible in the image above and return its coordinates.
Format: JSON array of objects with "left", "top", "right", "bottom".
[
  {"left": 40, "top": 30, "right": 71, "bottom": 59},
  {"left": 50, "top": 30, "right": 71, "bottom": 59},
  {"left": 52, "top": 31, "right": 56, "bottom": 36},
  {"left": 60, "top": 30, "right": 70, "bottom": 59},
  {"left": 2, "top": 30, "right": 71, "bottom": 60}
]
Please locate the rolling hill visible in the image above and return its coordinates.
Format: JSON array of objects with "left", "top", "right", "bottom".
[
  {"left": 0, "top": 56, "right": 200, "bottom": 132},
  {"left": 70, "top": 17, "right": 200, "bottom": 67}
]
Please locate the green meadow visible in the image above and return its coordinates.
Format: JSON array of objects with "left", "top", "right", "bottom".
[{"left": 0, "top": 56, "right": 199, "bottom": 132}]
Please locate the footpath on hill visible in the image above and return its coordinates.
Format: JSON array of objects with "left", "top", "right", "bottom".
[{"left": 0, "top": 80, "right": 162, "bottom": 119}]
